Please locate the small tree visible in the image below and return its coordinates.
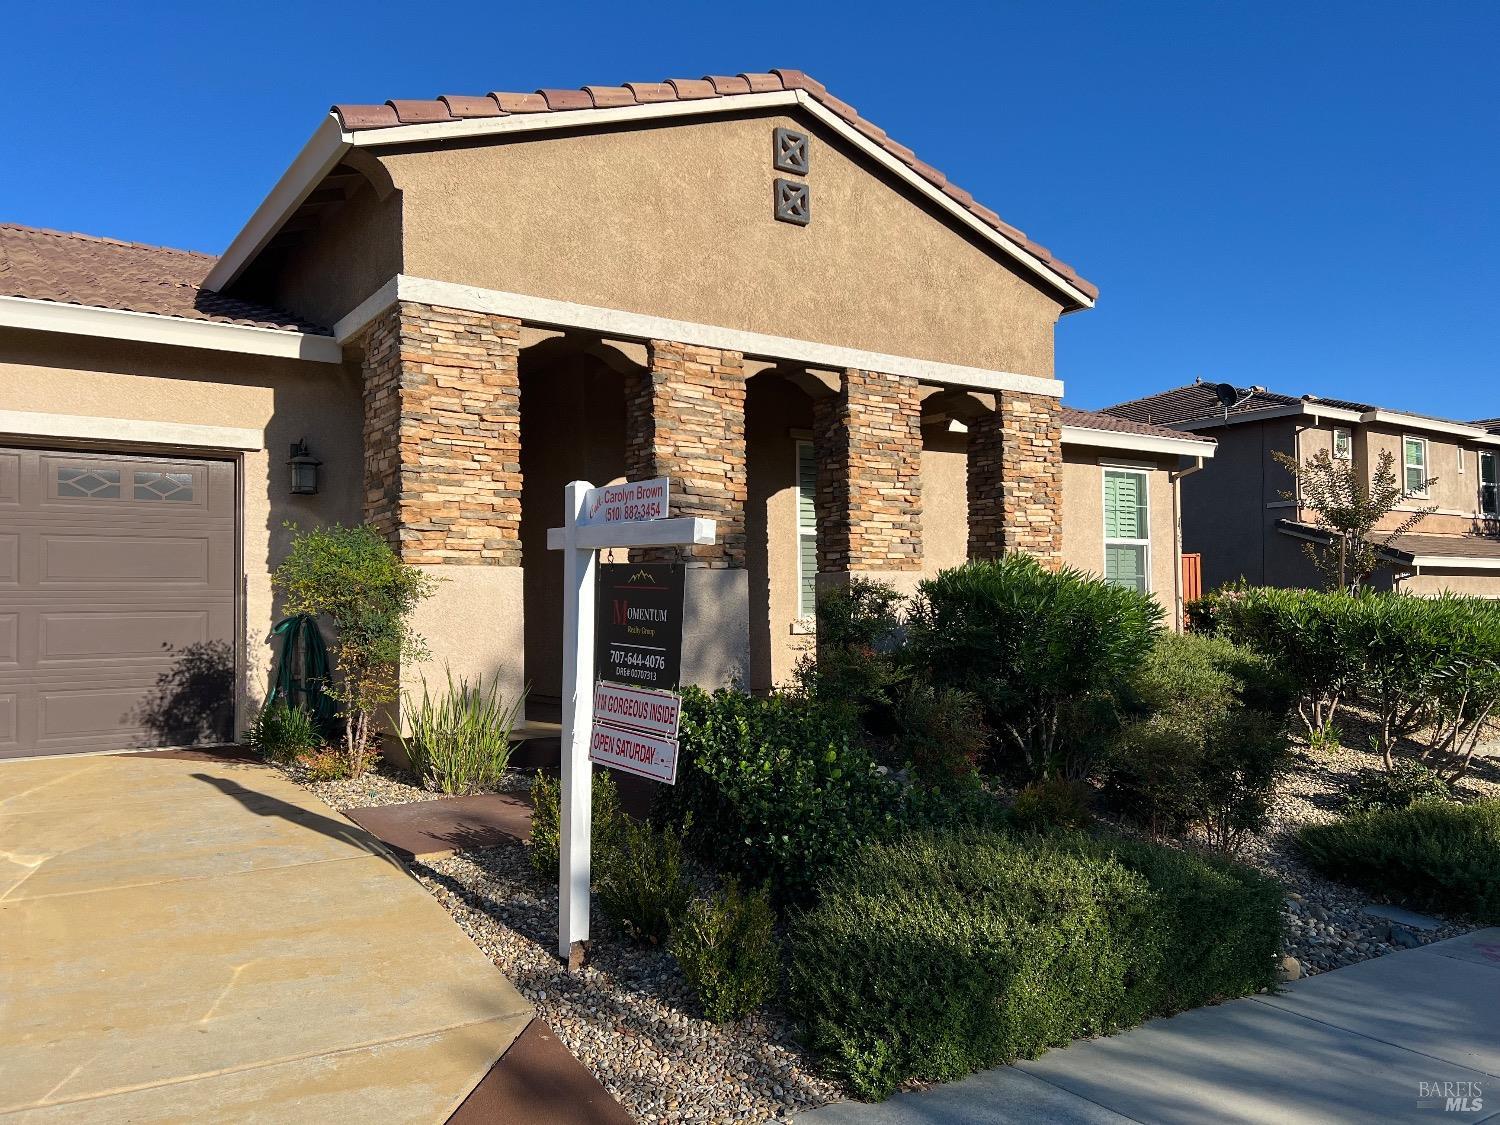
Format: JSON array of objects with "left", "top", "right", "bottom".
[
  {"left": 1273, "top": 447, "right": 1434, "bottom": 589},
  {"left": 272, "top": 524, "right": 438, "bottom": 776}
]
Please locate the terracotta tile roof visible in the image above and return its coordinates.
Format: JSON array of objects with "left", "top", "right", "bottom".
[
  {"left": 0, "top": 224, "right": 329, "bottom": 334},
  {"left": 331, "top": 69, "right": 1097, "bottom": 304},
  {"left": 1059, "top": 405, "right": 1213, "bottom": 444}
]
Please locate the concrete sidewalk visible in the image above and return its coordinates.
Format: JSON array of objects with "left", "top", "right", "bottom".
[
  {"left": 0, "top": 752, "right": 533, "bottom": 1123},
  {"left": 801, "top": 928, "right": 1500, "bottom": 1124}
]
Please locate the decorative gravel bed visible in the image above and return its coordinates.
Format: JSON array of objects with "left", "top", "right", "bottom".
[
  {"left": 1238, "top": 730, "right": 1497, "bottom": 977},
  {"left": 286, "top": 760, "right": 532, "bottom": 810},
  {"left": 274, "top": 726, "right": 1498, "bottom": 1117},
  {"left": 415, "top": 844, "right": 841, "bottom": 1123}
]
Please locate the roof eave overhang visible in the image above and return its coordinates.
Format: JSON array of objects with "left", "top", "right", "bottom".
[
  {"left": 0, "top": 294, "right": 341, "bottom": 363},
  {"left": 1059, "top": 425, "right": 1216, "bottom": 458},
  {"left": 203, "top": 93, "right": 1096, "bottom": 311}
]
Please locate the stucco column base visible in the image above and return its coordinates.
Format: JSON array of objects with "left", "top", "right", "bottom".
[
  {"left": 815, "top": 569, "right": 927, "bottom": 601},
  {"left": 682, "top": 567, "right": 750, "bottom": 690},
  {"left": 391, "top": 565, "right": 526, "bottom": 769}
]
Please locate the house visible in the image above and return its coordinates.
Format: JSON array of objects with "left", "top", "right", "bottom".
[
  {"left": 1104, "top": 381, "right": 1500, "bottom": 596},
  {"left": 0, "top": 69, "right": 1198, "bottom": 760}
]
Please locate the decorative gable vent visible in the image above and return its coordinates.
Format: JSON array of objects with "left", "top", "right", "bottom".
[{"left": 774, "top": 179, "right": 811, "bottom": 226}]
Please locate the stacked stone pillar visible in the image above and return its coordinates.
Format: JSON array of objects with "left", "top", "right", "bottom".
[
  {"left": 622, "top": 340, "right": 750, "bottom": 685},
  {"left": 813, "top": 368, "right": 924, "bottom": 582},
  {"left": 967, "top": 390, "right": 1063, "bottom": 566},
  {"left": 623, "top": 341, "right": 748, "bottom": 568},
  {"left": 360, "top": 300, "right": 525, "bottom": 708}
]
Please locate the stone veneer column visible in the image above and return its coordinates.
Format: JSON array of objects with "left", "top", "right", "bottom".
[
  {"left": 622, "top": 340, "right": 749, "bottom": 687},
  {"left": 362, "top": 301, "right": 523, "bottom": 562},
  {"left": 813, "top": 368, "right": 923, "bottom": 578},
  {"left": 967, "top": 390, "right": 1062, "bottom": 565},
  {"left": 623, "top": 341, "right": 748, "bottom": 568},
  {"left": 361, "top": 300, "right": 525, "bottom": 713}
]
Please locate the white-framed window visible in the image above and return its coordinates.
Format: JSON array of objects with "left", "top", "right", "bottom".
[
  {"left": 1103, "top": 467, "right": 1151, "bottom": 594},
  {"left": 1458, "top": 444, "right": 1466, "bottom": 475},
  {"left": 1480, "top": 451, "right": 1498, "bottom": 518},
  {"left": 1403, "top": 435, "right": 1429, "bottom": 498},
  {"left": 795, "top": 440, "right": 818, "bottom": 618},
  {"left": 1332, "top": 427, "right": 1352, "bottom": 461}
]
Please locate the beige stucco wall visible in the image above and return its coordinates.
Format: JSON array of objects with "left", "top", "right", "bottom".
[
  {"left": 920, "top": 428, "right": 969, "bottom": 576},
  {"left": 0, "top": 327, "right": 364, "bottom": 737},
  {"left": 1358, "top": 423, "right": 1483, "bottom": 532},
  {"left": 1061, "top": 447, "right": 1181, "bottom": 625},
  {"left": 236, "top": 176, "right": 402, "bottom": 330},
  {"left": 1400, "top": 571, "right": 1500, "bottom": 598},
  {"left": 376, "top": 109, "right": 1064, "bottom": 377}
]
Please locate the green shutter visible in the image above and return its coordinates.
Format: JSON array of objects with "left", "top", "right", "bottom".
[
  {"left": 797, "top": 442, "right": 818, "bottom": 616},
  {"left": 1104, "top": 470, "right": 1147, "bottom": 540},
  {"left": 1105, "top": 544, "right": 1147, "bottom": 592},
  {"left": 1404, "top": 438, "right": 1426, "bottom": 493}
]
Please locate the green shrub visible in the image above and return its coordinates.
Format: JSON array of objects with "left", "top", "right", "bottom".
[
  {"left": 1207, "top": 584, "right": 1358, "bottom": 737},
  {"left": 401, "top": 669, "right": 524, "bottom": 794},
  {"left": 891, "top": 681, "right": 986, "bottom": 789},
  {"left": 297, "top": 746, "right": 352, "bottom": 782},
  {"left": 1011, "top": 778, "right": 1094, "bottom": 833},
  {"left": 1299, "top": 801, "right": 1500, "bottom": 922},
  {"left": 1344, "top": 760, "right": 1456, "bottom": 814},
  {"left": 672, "top": 880, "right": 779, "bottom": 1023},
  {"left": 656, "top": 687, "right": 897, "bottom": 904},
  {"left": 785, "top": 829, "right": 1280, "bottom": 1099},
  {"left": 273, "top": 524, "right": 439, "bottom": 776},
  {"left": 794, "top": 578, "right": 909, "bottom": 732},
  {"left": 245, "top": 699, "right": 322, "bottom": 763},
  {"left": 596, "top": 818, "right": 693, "bottom": 945},
  {"left": 527, "top": 769, "right": 624, "bottom": 882},
  {"left": 905, "top": 557, "right": 1162, "bottom": 780},
  {"left": 1107, "top": 633, "right": 1291, "bottom": 851}
]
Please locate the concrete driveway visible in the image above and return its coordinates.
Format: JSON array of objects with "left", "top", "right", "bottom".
[
  {"left": 803, "top": 927, "right": 1500, "bottom": 1124},
  {"left": 0, "top": 752, "right": 532, "bottom": 1123}
]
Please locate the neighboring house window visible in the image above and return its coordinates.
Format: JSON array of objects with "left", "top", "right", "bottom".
[
  {"left": 1103, "top": 468, "right": 1150, "bottom": 593},
  {"left": 1481, "top": 451, "right": 1498, "bottom": 518},
  {"left": 1403, "top": 436, "right": 1429, "bottom": 497},
  {"left": 1332, "top": 427, "right": 1352, "bottom": 460},
  {"left": 1458, "top": 445, "right": 1466, "bottom": 475},
  {"left": 795, "top": 440, "right": 818, "bottom": 618}
]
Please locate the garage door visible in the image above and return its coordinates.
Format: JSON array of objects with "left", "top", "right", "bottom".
[{"left": 0, "top": 447, "right": 236, "bottom": 759}]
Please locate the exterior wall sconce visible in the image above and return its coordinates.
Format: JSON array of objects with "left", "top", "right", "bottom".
[{"left": 288, "top": 439, "right": 322, "bottom": 495}]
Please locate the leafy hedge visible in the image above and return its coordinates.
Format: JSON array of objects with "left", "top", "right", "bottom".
[
  {"left": 785, "top": 829, "right": 1281, "bottom": 1099},
  {"left": 1200, "top": 585, "right": 1500, "bottom": 777},
  {"left": 1298, "top": 801, "right": 1500, "bottom": 923},
  {"left": 655, "top": 686, "right": 898, "bottom": 904}
]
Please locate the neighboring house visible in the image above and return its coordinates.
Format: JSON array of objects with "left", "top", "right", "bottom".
[
  {"left": 0, "top": 67, "right": 1125, "bottom": 760},
  {"left": 1104, "top": 381, "right": 1500, "bottom": 596}
]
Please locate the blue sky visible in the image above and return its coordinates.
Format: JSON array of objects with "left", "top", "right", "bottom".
[{"left": 4, "top": 2, "right": 1495, "bottom": 416}]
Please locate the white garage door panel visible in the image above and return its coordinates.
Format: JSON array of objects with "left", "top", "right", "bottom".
[{"left": 0, "top": 448, "right": 237, "bottom": 758}]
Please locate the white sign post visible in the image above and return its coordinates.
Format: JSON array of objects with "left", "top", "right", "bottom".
[{"left": 547, "top": 479, "right": 714, "bottom": 967}]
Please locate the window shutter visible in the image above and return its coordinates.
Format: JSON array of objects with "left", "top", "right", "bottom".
[
  {"left": 1104, "top": 471, "right": 1146, "bottom": 540},
  {"left": 797, "top": 442, "right": 817, "bottom": 528},
  {"left": 797, "top": 442, "right": 818, "bottom": 617},
  {"left": 1105, "top": 544, "right": 1146, "bottom": 592}
]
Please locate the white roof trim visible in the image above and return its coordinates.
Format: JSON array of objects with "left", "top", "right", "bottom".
[
  {"left": 1172, "top": 402, "right": 1500, "bottom": 445},
  {"left": 203, "top": 116, "right": 350, "bottom": 291},
  {"left": 1060, "top": 425, "right": 1216, "bottom": 458},
  {"left": 0, "top": 294, "right": 342, "bottom": 363},
  {"left": 0, "top": 408, "right": 263, "bottom": 451},
  {"left": 1408, "top": 555, "right": 1500, "bottom": 571},
  {"left": 335, "top": 274, "right": 1066, "bottom": 399},
  {"left": 207, "top": 93, "right": 1093, "bottom": 310}
]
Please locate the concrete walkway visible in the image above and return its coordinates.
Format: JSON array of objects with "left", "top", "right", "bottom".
[
  {"left": 802, "top": 928, "right": 1500, "bottom": 1124},
  {"left": 0, "top": 752, "right": 532, "bottom": 1123}
]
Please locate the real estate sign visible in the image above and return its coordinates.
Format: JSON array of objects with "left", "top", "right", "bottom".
[
  {"left": 578, "top": 477, "right": 670, "bottom": 526},
  {"left": 594, "top": 563, "right": 684, "bottom": 691}
]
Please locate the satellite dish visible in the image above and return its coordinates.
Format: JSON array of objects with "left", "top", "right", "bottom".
[{"left": 1212, "top": 382, "right": 1242, "bottom": 410}]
